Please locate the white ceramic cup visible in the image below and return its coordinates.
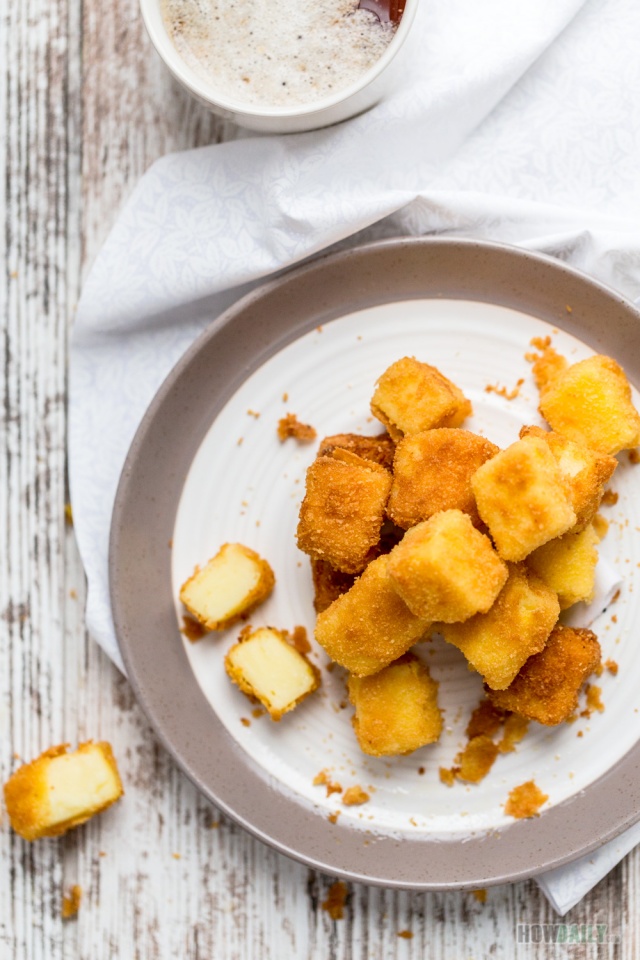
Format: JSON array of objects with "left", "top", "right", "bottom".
[{"left": 140, "top": 0, "right": 418, "bottom": 134}]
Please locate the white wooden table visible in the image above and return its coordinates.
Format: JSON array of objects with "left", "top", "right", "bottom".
[{"left": 0, "top": 1, "right": 636, "bottom": 956}]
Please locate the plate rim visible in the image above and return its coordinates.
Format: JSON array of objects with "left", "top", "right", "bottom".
[{"left": 109, "top": 236, "right": 640, "bottom": 890}]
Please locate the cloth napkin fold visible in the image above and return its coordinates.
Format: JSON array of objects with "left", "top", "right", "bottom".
[{"left": 69, "top": 0, "right": 640, "bottom": 915}]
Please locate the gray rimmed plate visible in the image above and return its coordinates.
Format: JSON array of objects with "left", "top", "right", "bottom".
[{"left": 110, "top": 237, "right": 640, "bottom": 889}]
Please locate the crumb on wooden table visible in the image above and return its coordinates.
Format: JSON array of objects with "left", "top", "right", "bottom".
[
  {"left": 397, "top": 929, "right": 414, "bottom": 939},
  {"left": 505, "top": 780, "right": 549, "bottom": 819},
  {"left": 321, "top": 880, "right": 348, "bottom": 920},
  {"left": 472, "top": 888, "right": 487, "bottom": 903},
  {"left": 61, "top": 884, "right": 82, "bottom": 919}
]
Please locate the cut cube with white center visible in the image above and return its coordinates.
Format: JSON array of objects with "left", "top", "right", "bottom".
[{"left": 180, "top": 543, "right": 275, "bottom": 631}]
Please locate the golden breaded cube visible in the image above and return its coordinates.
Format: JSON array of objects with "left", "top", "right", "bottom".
[
  {"left": 471, "top": 435, "right": 576, "bottom": 561},
  {"left": 370, "top": 357, "right": 471, "bottom": 441},
  {"left": 4, "top": 742, "right": 123, "bottom": 841},
  {"left": 387, "top": 429, "right": 499, "bottom": 529},
  {"left": 386, "top": 511, "right": 508, "bottom": 622},
  {"left": 527, "top": 524, "right": 599, "bottom": 609},
  {"left": 539, "top": 355, "right": 640, "bottom": 455},
  {"left": 487, "top": 625, "right": 601, "bottom": 725},
  {"left": 296, "top": 450, "right": 392, "bottom": 574},
  {"left": 520, "top": 425, "right": 617, "bottom": 531},
  {"left": 441, "top": 564, "right": 560, "bottom": 690},
  {"left": 225, "top": 626, "right": 320, "bottom": 720},
  {"left": 317, "top": 432, "right": 396, "bottom": 472},
  {"left": 180, "top": 543, "right": 275, "bottom": 632},
  {"left": 348, "top": 653, "right": 442, "bottom": 756},
  {"left": 315, "top": 555, "right": 430, "bottom": 676}
]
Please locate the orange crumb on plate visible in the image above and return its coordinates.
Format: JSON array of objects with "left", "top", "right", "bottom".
[
  {"left": 605, "top": 659, "right": 619, "bottom": 676},
  {"left": 180, "top": 614, "right": 207, "bottom": 643},
  {"left": 342, "top": 785, "right": 370, "bottom": 806},
  {"left": 505, "top": 780, "right": 548, "bottom": 819},
  {"left": 498, "top": 715, "right": 529, "bottom": 754},
  {"left": 455, "top": 735, "right": 499, "bottom": 783},
  {"left": 439, "top": 767, "right": 457, "bottom": 787},
  {"left": 290, "top": 625, "right": 311, "bottom": 654},
  {"left": 277, "top": 413, "right": 317, "bottom": 443}
]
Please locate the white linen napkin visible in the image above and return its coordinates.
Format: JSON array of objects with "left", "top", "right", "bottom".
[{"left": 69, "top": 0, "right": 640, "bottom": 915}]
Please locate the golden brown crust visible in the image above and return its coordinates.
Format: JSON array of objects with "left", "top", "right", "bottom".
[
  {"left": 486, "top": 624, "right": 601, "bottom": 725},
  {"left": 505, "top": 780, "right": 548, "bottom": 819},
  {"left": 3, "top": 742, "right": 124, "bottom": 841},
  {"left": 310, "top": 558, "right": 356, "bottom": 613},
  {"left": 296, "top": 453, "right": 392, "bottom": 574},
  {"left": 387, "top": 429, "right": 498, "bottom": 529},
  {"left": 317, "top": 432, "right": 396, "bottom": 471},
  {"left": 315, "top": 556, "right": 430, "bottom": 676},
  {"left": 455, "top": 735, "right": 499, "bottom": 784},
  {"left": 179, "top": 543, "right": 275, "bottom": 631},
  {"left": 370, "top": 357, "right": 471, "bottom": 440}
]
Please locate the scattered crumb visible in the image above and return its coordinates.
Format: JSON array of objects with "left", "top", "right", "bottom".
[
  {"left": 290, "top": 625, "right": 311, "bottom": 654},
  {"left": 322, "top": 880, "right": 348, "bottom": 920},
  {"left": 577, "top": 730, "right": 584, "bottom": 737},
  {"left": 439, "top": 767, "right": 457, "bottom": 787},
  {"left": 180, "top": 614, "right": 207, "bottom": 643},
  {"left": 484, "top": 378, "right": 524, "bottom": 401},
  {"left": 69, "top": 589, "right": 77, "bottom": 600},
  {"left": 282, "top": 392, "right": 289, "bottom": 402},
  {"left": 417, "top": 766, "right": 425, "bottom": 776},
  {"left": 629, "top": 449, "right": 640, "bottom": 464},
  {"left": 455, "top": 735, "right": 499, "bottom": 784},
  {"left": 565, "top": 305, "right": 573, "bottom": 313},
  {"left": 172, "top": 852, "right": 181, "bottom": 860},
  {"left": 466, "top": 699, "right": 507, "bottom": 739},
  {"left": 99, "top": 851, "right": 107, "bottom": 856},
  {"left": 505, "top": 781, "right": 549, "bottom": 819},
  {"left": 240, "top": 717, "right": 251, "bottom": 727},
  {"left": 498, "top": 715, "right": 529, "bottom": 754},
  {"left": 64, "top": 503, "right": 73, "bottom": 526},
  {"left": 326, "top": 662, "right": 336, "bottom": 673},
  {"left": 247, "top": 409, "right": 260, "bottom": 419},
  {"left": 316, "top": 325, "right": 323, "bottom": 334},
  {"left": 328, "top": 811, "right": 341, "bottom": 824},
  {"left": 592, "top": 513, "right": 609, "bottom": 539},
  {"left": 611, "top": 614, "right": 618, "bottom": 624},
  {"left": 277, "top": 413, "right": 317, "bottom": 443},
  {"left": 209, "top": 821, "right": 220, "bottom": 829},
  {"left": 61, "top": 885, "right": 82, "bottom": 919},
  {"left": 237, "top": 437, "right": 244, "bottom": 446},
  {"left": 397, "top": 930, "right": 414, "bottom": 939},
  {"left": 313, "top": 769, "right": 342, "bottom": 796},
  {"left": 472, "top": 888, "right": 487, "bottom": 903},
  {"left": 252, "top": 707, "right": 265, "bottom": 718},
  {"left": 342, "top": 785, "right": 370, "bottom": 806},
  {"left": 605, "top": 659, "right": 619, "bottom": 676},
  {"left": 168, "top": 538, "right": 173, "bottom": 548},
  {"left": 602, "top": 489, "right": 619, "bottom": 506},
  {"left": 584, "top": 684, "right": 605, "bottom": 715}
]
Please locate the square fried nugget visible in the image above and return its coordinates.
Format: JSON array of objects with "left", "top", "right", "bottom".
[
  {"left": 538, "top": 354, "right": 640, "bottom": 455},
  {"left": 387, "top": 510, "right": 508, "bottom": 622},
  {"left": 297, "top": 450, "right": 392, "bottom": 574},
  {"left": 370, "top": 357, "right": 472, "bottom": 440},
  {"left": 315, "top": 554, "right": 430, "bottom": 676},
  {"left": 225, "top": 626, "right": 320, "bottom": 720},
  {"left": 441, "top": 564, "right": 560, "bottom": 690},
  {"left": 387, "top": 429, "right": 499, "bottom": 529},
  {"left": 520, "top": 425, "right": 617, "bottom": 531},
  {"left": 527, "top": 524, "right": 599, "bottom": 610},
  {"left": 317, "top": 432, "right": 396, "bottom": 472},
  {"left": 487, "top": 625, "right": 601, "bottom": 725},
  {"left": 4, "top": 742, "right": 123, "bottom": 841},
  {"left": 180, "top": 543, "right": 275, "bottom": 631},
  {"left": 348, "top": 653, "right": 442, "bottom": 756},
  {"left": 471, "top": 435, "right": 576, "bottom": 561}
]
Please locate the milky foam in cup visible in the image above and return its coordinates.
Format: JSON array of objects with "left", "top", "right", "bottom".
[{"left": 140, "top": 0, "right": 418, "bottom": 132}]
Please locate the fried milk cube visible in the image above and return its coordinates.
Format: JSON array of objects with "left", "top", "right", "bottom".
[
  {"left": 370, "top": 357, "right": 472, "bottom": 441},
  {"left": 315, "top": 555, "right": 430, "bottom": 676},
  {"left": 225, "top": 626, "right": 320, "bottom": 720},
  {"left": 520, "top": 426, "right": 617, "bottom": 531},
  {"left": 527, "top": 524, "right": 599, "bottom": 609},
  {"left": 487, "top": 625, "right": 601, "bottom": 725},
  {"left": 387, "top": 429, "right": 499, "bottom": 529},
  {"left": 296, "top": 450, "right": 392, "bottom": 574},
  {"left": 348, "top": 653, "right": 442, "bottom": 756},
  {"left": 4, "top": 742, "right": 124, "bottom": 841},
  {"left": 386, "top": 511, "right": 508, "bottom": 622},
  {"left": 310, "top": 558, "right": 356, "bottom": 613},
  {"left": 471, "top": 435, "right": 576, "bottom": 561},
  {"left": 317, "top": 432, "right": 396, "bottom": 472},
  {"left": 538, "top": 354, "right": 640, "bottom": 455},
  {"left": 180, "top": 543, "right": 275, "bottom": 632},
  {"left": 440, "top": 564, "right": 560, "bottom": 690}
]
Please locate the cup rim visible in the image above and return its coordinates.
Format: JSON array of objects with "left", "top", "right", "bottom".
[{"left": 140, "top": 0, "right": 418, "bottom": 119}]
